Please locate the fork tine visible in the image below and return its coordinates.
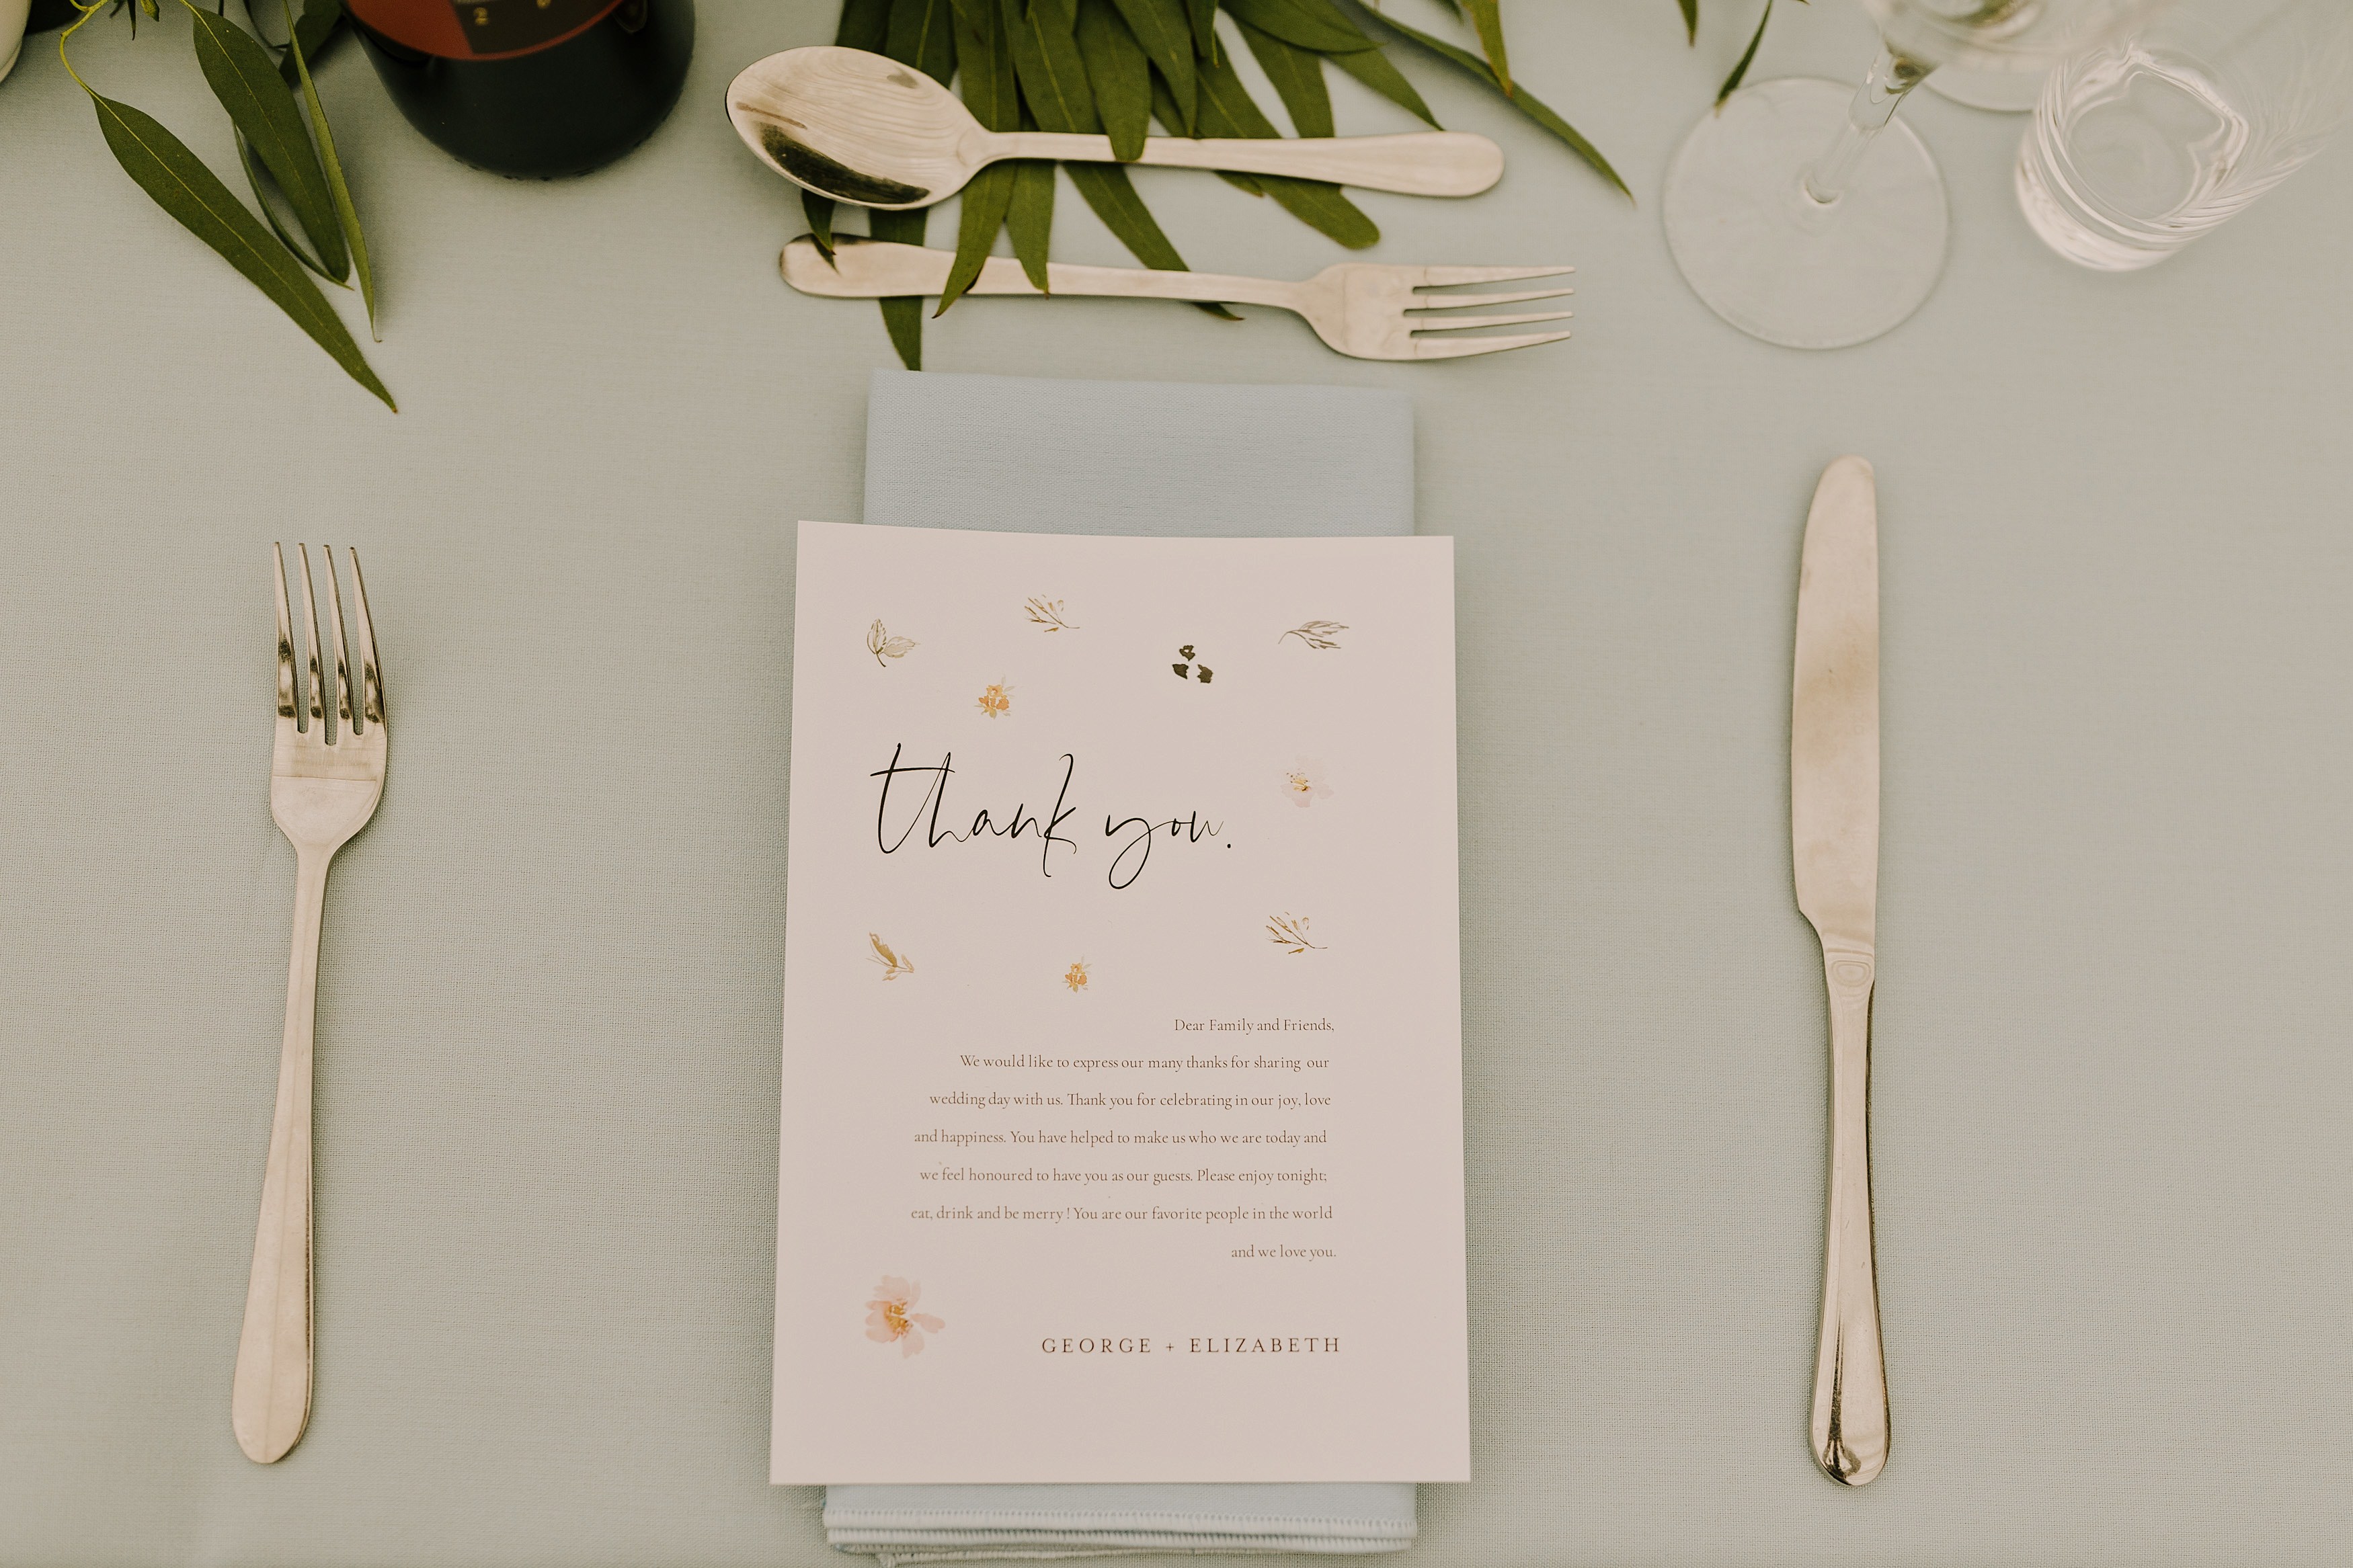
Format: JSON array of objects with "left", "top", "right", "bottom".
[
  {"left": 1413, "top": 310, "right": 1574, "bottom": 334},
  {"left": 1412, "top": 328, "right": 1575, "bottom": 360},
  {"left": 273, "top": 544, "right": 298, "bottom": 722},
  {"left": 1412, "top": 264, "right": 1575, "bottom": 286},
  {"left": 296, "top": 544, "right": 324, "bottom": 734},
  {"left": 348, "top": 548, "right": 383, "bottom": 729},
  {"left": 323, "top": 546, "right": 354, "bottom": 738},
  {"left": 1412, "top": 286, "right": 1576, "bottom": 311}
]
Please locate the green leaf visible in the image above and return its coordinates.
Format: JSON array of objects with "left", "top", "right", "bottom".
[
  {"left": 1185, "top": 0, "right": 1215, "bottom": 56},
  {"left": 1679, "top": 0, "right": 1699, "bottom": 44},
  {"left": 1716, "top": 0, "right": 1772, "bottom": 106},
  {"left": 869, "top": 206, "right": 929, "bottom": 368},
  {"left": 237, "top": 132, "right": 341, "bottom": 282},
  {"left": 1066, "top": 163, "right": 1241, "bottom": 317},
  {"left": 1195, "top": 42, "right": 1377, "bottom": 247},
  {"left": 1326, "top": 40, "right": 1440, "bottom": 127},
  {"left": 888, "top": 0, "right": 959, "bottom": 85},
  {"left": 1234, "top": 16, "right": 1332, "bottom": 138},
  {"left": 1000, "top": 0, "right": 1096, "bottom": 134},
  {"left": 1221, "top": 0, "right": 1373, "bottom": 54},
  {"left": 838, "top": 0, "right": 893, "bottom": 52},
  {"left": 1350, "top": 0, "right": 1628, "bottom": 198},
  {"left": 186, "top": 2, "right": 346, "bottom": 281},
  {"left": 268, "top": 0, "right": 347, "bottom": 89},
  {"left": 952, "top": 0, "right": 1020, "bottom": 130},
  {"left": 1076, "top": 0, "right": 1151, "bottom": 159},
  {"left": 280, "top": 0, "right": 377, "bottom": 336},
  {"left": 938, "top": 163, "right": 1014, "bottom": 315},
  {"left": 1462, "top": 0, "right": 1509, "bottom": 93},
  {"left": 83, "top": 90, "right": 392, "bottom": 407},
  {"left": 1006, "top": 155, "right": 1055, "bottom": 292},
  {"left": 1108, "top": 0, "right": 1194, "bottom": 125},
  {"left": 803, "top": 192, "right": 838, "bottom": 258}
]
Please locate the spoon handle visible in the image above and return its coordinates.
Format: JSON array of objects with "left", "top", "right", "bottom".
[{"left": 991, "top": 130, "right": 1503, "bottom": 197}]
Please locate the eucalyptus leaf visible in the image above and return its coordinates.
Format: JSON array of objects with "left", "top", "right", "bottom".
[
  {"left": 281, "top": 0, "right": 376, "bottom": 336},
  {"left": 803, "top": 192, "right": 838, "bottom": 259},
  {"left": 839, "top": 0, "right": 893, "bottom": 53},
  {"left": 939, "top": 0, "right": 1020, "bottom": 313},
  {"left": 1195, "top": 43, "right": 1377, "bottom": 248},
  {"left": 1000, "top": 0, "right": 1096, "bottom": 134},
  {"left": 1326, "top": 40, "right": 1439, "bottom": 127},
  {"left": 268, "top": 0, "right": 346, "bottom": 88},
  {"left": 939, "top": 163, "right": 1015, "bottom": 315},
  {"left": 1152, "top": 65, "right": 1239, "bottom": 185},
  {"left": 1076, "top": 0, "right": 1151, "bottom": 160},
  {"left": 1462, "top": 0, "right": 1509, "bottom": 93},
  {"left": 1108, "top": 0, "right": 1194, "bottom": 125},
  {"left": 887, "top": 0, "right": 958, "bottom": 86},
  {"left": 1234, "top": 15, "right": 1332, "bottom": 139},
  {"left": 83, "top": 89, "right": 392, "bottom": 407},
  {"left": 186, "top": 2, "right": 346, "bottom": 281},
  {"left": 238, "top": 131, "right": 342, "bottom": 282},
  {"left": 1716, "top": 0, "right": 1773, "bottom": 106},
  {"left": 1220, "top": 0, "right": 1373, "bottom": 54},
  {"left": 1679, "top": 0, "right": 1699, "bottom": 44},
  {"left": 1185, "top": 0, "right": 1215, "bottom": 56},
  {"left": 869, "top": 205, "right": 930, "bottom": 368},
  {"left": 1065, "top": 163, "right": 1240, "bottom": 317},
  {"left": 1349, "top": 0, "right": 1628, "bottom": 198},
  {"left": 1006, "top": 155, "right": 1055, "bottom": 291}
]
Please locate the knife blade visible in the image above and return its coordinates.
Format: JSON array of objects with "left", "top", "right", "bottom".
[{"left": 1791, "top": 454, "right": 1888, "bottom": 1487}]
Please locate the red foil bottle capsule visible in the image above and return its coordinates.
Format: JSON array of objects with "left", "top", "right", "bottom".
[{"left": 345, "top": 0, "right": 693, "bottom": 179}]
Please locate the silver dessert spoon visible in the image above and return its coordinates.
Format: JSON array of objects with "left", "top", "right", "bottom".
[{"left": 726, "top": 46, "right": 1505, "bottom": 210}]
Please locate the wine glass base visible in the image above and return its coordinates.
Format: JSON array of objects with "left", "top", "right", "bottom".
[
  {"left": 1925, "top": 65, "right": 2048, "bottom": 113},
  {"left": 1664, "top": 78, "right": 1950, "bottom": 351}
]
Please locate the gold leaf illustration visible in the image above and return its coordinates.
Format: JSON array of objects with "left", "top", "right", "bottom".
[
  {"left": 1281, "top": 620, "right": 1348, "bottom": 651},
  {"left": 867, "top": 932, "right": 915, "bottom": 980},
  {"left": 868, "top": 620, "right": 918, "bottom": 667},
  {"left": 1024, "top": 597, "right": 1080, "bottom": 632},
  {"left": 1266, "top": 913, "right": 1325, "bottom": 955}
]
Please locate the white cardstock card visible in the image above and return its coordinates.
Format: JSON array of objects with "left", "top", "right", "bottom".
[{"left": 772, "top": 522, "right": 1468, "bottom": 1485}]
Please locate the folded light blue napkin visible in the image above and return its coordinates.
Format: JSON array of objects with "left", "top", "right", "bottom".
[{"left": 822, "top": 368, "right": 1420, "bottom": 1564}]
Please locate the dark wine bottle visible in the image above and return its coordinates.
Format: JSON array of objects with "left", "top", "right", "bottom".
[{"left": 347, "top": 0, "right": 694, "bottom": 179}]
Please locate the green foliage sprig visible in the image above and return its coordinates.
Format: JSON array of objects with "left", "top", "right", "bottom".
[
  {"left": 58, "top": 0, "right": 393, "bottom": 409},
  {"left": 820, "top": 0, "right": 1625, "bottom": 369},
  {"left": 1682, "top": 0, "right": 1804, "bottom": 107}
]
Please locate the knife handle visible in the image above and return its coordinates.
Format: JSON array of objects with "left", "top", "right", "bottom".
[{"left": 1811, "top": 946, "right": 1888, "bottom": 1486}]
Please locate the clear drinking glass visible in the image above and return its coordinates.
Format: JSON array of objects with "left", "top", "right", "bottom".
[
  {"left": 1663, "top": 0, "right": 2161, "bottom": 349},
  {"left": 2017, "top": 0, "right": 2353, "bottom": 270}
]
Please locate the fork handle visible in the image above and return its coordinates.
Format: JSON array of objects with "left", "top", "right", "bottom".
[
  {"left": 782, "top": 239, "right": 1301, "bottom": 311},
  {"left": 1810, "top": 946, "right": 1888, "bottom": 1485},
  {"left": 233, "top": 848, "right": 329, "bottom": 1463}
]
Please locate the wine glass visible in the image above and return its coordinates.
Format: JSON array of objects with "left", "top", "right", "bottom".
[{"left": 1663, "top": 1, "right": 2164, "bottom": 349}]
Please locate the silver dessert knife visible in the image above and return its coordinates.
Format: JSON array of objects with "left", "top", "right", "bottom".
[
  {"left": 781, "top": 237, "right": 1573, "bottom": 362},
  {"left": 1791, "top": 456, "right": 1888, "bottom": 1487},
  {"left": 232, "top": 544, "right": 385, "bottom": 1464}
]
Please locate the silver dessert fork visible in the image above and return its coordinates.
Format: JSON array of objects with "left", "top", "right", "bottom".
[
  {"left": 780, "top": 237, "right": 1574, "bottom": 362},
  {"left": 232, "top": 544, "right": 386, "bottom": 1464}
]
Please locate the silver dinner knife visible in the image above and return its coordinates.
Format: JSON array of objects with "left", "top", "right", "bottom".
[{"left": 1791, "top": 455, "right": 1888, "bottom": 1486}]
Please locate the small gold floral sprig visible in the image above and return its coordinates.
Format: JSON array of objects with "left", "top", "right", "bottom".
[
  {"left": 1281, "top": 621, "right": 1347, "bottom": 651},
  {"left": 866, "top": 1276, "right": 943, "bottom": 1357},
  {"left": 1267, "top": 913, "right": 1325, "bottom": 955},
  {"left": 867, "top": 933, "right": 914, "bottom": 981},
  {"left": 1064, "top": 960, "right": 1091, "bottom": 992},
  {"left": 868, "top": 620, "right": 917, "bottom": 667},
  {"left": 978, "top": 680, "right": 1012, "bottom": 718},
  {"left": 1025, "top": 597, "right": 1080, "bottom": 632}
]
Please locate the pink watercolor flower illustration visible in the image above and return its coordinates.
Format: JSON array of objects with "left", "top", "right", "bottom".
[
  {"left": 865, "top": 1276, "right": 945, "bottom": 1357},
  {"left": 1281, "top": 757, "right": 1334, "bottom": 809}
]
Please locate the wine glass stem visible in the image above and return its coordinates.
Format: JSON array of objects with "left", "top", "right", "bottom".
[{"left": 1802, "top": 42, "right": 1936, "bottom": 206}]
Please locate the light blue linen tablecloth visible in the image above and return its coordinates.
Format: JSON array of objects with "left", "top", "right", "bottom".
[{"left": 822, "top": 369, "right": 1425, "bottom": 1562}]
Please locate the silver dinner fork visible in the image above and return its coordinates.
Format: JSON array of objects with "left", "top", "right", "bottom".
[
  {"left": 780, "top": 237, "right": 1574, "bottom": 362},
  {"left": 231, "top": 544, "right": 386, "bottom": 1464}
]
